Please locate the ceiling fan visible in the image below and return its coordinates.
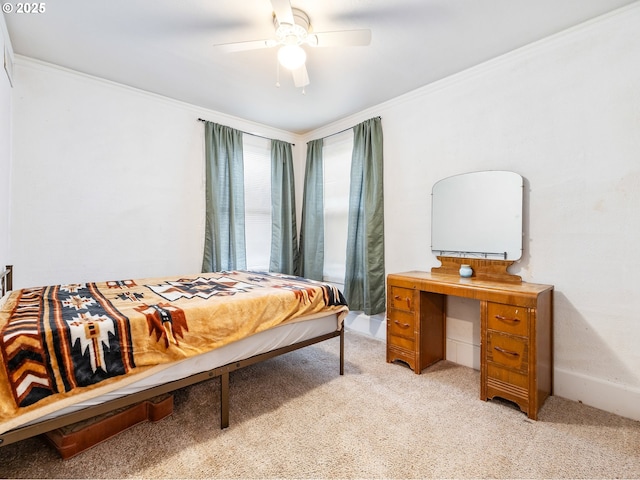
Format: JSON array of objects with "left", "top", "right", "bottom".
[{"left": 213, "top": 0, "right": 372, "bottom": 89}]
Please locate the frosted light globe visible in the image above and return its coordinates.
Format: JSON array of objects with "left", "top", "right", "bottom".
[{"left": 278, "top": 45, "right": 306, "bottom": 70}]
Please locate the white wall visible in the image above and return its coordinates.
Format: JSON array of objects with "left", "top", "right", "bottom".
[
  {"left": 0, "top": 15, "right": 13, "bottom": 271},
  {"left": 304, "top": 4, "right": 640, "bottom": 420},
  {"left": 10, "top": 58, "right": 299, "bottom": 287}
]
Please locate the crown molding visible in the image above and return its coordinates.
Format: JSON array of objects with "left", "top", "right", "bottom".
[
  {"left": 303, "top": 1, "right": 640, "bottom": 143},
  {"left": 14, "top": 55, "right": 301, "bottom": 144},
  {"left": 12, "top": 0, "right": 640, "bottom": 146}
]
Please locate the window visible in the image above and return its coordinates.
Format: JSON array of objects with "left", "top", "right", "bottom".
[
  {"left": 322, "top": 130, "right": 353, "bottom": 285},
  {"left": 243, "top": 136, "right": 272, "bottom": 271}
]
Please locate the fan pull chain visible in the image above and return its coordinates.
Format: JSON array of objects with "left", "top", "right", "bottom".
[{"left": 275, "top": 59, "right": 280, "bottom": 88}]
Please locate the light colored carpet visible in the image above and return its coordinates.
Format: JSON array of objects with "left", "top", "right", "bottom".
[{"left": 0, "top": 330, "right": 639, "bottom": 479}]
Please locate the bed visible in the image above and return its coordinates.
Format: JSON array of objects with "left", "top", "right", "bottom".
[{"left": 0, "top": 265, "right": 348, "bottom": 448}]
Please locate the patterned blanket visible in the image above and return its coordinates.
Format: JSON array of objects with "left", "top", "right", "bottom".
[{"left": 0, "top": 271, "right": 348, "bottom": 433}]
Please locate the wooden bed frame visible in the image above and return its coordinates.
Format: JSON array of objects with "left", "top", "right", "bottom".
[{"left": 0, "top": 265, "right": 344, "bottom": 448}]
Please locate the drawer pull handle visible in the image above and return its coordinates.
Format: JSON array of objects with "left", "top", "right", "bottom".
[
  {"left": 394, "top": 320, "right": 411, "bottom": 329},
  {"left": 495, "top": 315, "right": 520, "bottom": 324},
  {"left": 394, "top": 295, "right": 411, "bottom": 309},
  {"left": 494, "top": 346, "right": 519, "bottom": 357}
]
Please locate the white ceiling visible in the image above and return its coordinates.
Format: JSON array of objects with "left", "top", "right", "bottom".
[{"left": 4, "top": 0, "right": 637, "bottom": 133}]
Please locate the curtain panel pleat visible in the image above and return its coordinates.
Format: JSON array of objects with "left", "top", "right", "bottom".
[
  {"left": 344, "top": 117, "right": 385, "bottom": 315},
  {"left": 299, "top": 139, "right": 324, "bottom": 280},
  {"left": 269, "top": 140, "right": 300, "bottom": 275},
  {"left": 202, "top": 122, "right": 247, "bottom": 272}
]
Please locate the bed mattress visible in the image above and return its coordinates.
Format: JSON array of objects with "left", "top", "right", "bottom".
[{"left": 0, "top": 270, "right": 348, "bottom": 436}]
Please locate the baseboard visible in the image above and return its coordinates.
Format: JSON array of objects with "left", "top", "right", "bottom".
[
  {"left": 446, "top": 339, "right": 480, "bottom": 371},
  {"left": 346, "top": 313, "right": 482, "bottom": 370},
  {"left": 347, "top": 314, "right": 639, "bottom": 421},
  {"left": 554, "top": 367, "right": 640, "bottom": 421},
  {"left": 344, "top": 311, "right": 386, "bottom": 341}
]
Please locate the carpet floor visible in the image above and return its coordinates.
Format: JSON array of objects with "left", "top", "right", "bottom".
[{"left": 0, "top": 330, "right": 638, "bottom": 479}]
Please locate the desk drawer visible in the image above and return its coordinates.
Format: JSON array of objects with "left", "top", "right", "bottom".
[
  {"left": 486, "top": 332, "right": 528, "bottom": 373},
  {"left": 487, "top": 303, "right": 528, "bottom": 337},
  {"left": 389, "top": 286, "right": 415, "bottom": 312},
  {"left": 387, "top": 309, "right": 415, "bottom": 339},
  {"left": 486, "top": 364, "right": 529, "bottom": 403},
  {"left": 387, "top": 333, "right": 415, "bottom": 352}
]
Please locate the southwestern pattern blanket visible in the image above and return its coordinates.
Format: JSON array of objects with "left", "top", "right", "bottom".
[{"left": 0, "top": 271, "right": 348, "bottom": 434}]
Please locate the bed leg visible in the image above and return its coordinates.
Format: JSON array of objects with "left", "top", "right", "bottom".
[
  {"left": 220, "top": 371, "right": 229, "bottom": 429},
  {"left": 340, "top": 327, "right": 344, "bottom": 376}
]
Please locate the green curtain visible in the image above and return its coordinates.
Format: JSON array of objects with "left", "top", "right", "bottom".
[
  {"left": 269, "top": 140, "right": 299, "bottom": 275},
  {"left": 299, "top": 139, "right": 324, "bottom": 280},
  {"left": 344, "top": 117, "right": 385, "bottom": 315},
  {"left": 202, "top": 122, "right": 247, "bottom": 272}
]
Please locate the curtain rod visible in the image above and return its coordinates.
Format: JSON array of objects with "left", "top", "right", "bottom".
[
  {"left": 198, "top": 115, "right": 381, "bottom": 146},
  {"left": 197, "top": 118, "right": 295, "bottom": 146},
  {"left": 311, "top": 116, "right": 382, "bottom": 143}
]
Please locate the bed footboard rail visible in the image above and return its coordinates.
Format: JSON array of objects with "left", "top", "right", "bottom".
[{"left": 0, "top": 325, "right": 344, "bottom": 447}]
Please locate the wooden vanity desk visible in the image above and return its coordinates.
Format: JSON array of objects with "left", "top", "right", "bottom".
[{"left": 386, "top": 258, "right": 553, "bottom": 420}]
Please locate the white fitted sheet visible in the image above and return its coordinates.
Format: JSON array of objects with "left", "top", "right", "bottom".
[{"left": 25, "top": 313, "right": 340, "bottom": 426}]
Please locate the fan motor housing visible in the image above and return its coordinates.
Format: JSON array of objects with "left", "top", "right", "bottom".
[{"left": 273, "top": 7, "right": 313, "bottom": 45}]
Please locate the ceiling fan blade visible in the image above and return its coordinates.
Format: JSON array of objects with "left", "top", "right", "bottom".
[
  {"left": 307, "top": 29, "right": 372, "bottom": 47},
  {"left": 213, "top": 39, "right": 275, "bottom": 53},
  {"left": 270, "top": 0, "right": 294, "bottom": 25},
  {"left": 292, "top": 64, "right": 310, "bottom": 88}
]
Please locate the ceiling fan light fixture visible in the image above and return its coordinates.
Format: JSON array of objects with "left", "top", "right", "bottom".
[{"left": 277, "top": 44, "right": 306, "bottom": 70}]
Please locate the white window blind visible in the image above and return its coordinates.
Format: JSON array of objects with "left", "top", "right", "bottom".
[
  {"left": 243, "top": 136, "right": 272, "bottom": 271},
  {"left": 322, "top": 130, "right": 353, "bottom": 285}
]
